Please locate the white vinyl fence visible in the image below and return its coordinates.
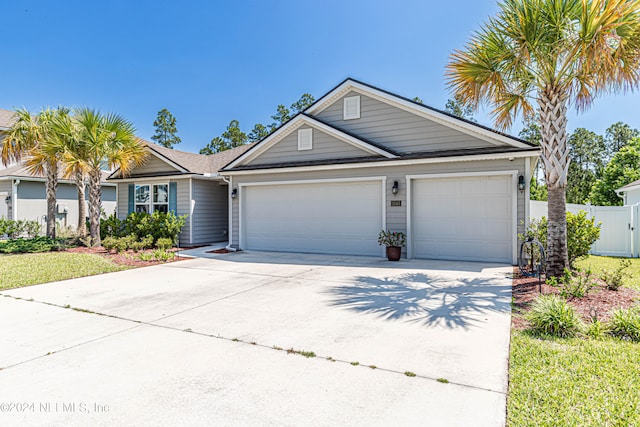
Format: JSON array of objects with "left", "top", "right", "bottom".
[{"left": 530, "top": 201, "right": 639, "bottom": 258}]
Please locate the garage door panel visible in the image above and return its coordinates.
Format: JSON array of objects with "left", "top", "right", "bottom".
[
  {"left": 412, "top": 175, "right": 512, "bottom": 263},
  {"left": 243, "top": 181, "right": 383, "bottom": 256}
]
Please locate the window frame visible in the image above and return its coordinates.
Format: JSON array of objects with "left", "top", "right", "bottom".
[{"left": 134, "top": 182, "right": 170, "bottom": 214}]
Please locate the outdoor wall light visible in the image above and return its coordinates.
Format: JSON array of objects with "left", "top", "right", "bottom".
[
  {"left": 518, "top": 175, "right": 526, "bottom": 192},
  {"left": 391, "top": 180, "right": 399, "bottom": 195},
  {"left": 4, "top": 196, "right": 10, "bottom": 203},
  {"left": 231, "top": 188, "right": 238, "bottom": 199}
]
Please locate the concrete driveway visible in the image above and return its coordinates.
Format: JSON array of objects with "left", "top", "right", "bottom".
[{"left": 0, "top": 251, "right": 512, "bottom": 426}]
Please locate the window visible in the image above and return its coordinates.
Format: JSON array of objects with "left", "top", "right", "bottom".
[
  {"left": 298, "top": 128, "right": 313, "bottom": 150},
  {"left": 153, "top": 184, "right": 169, "bottom": 213},
  {"left": 135, "top": 183, "right": 169, "bottom": 213},
  {"left": 343, "top": 95, "right": 361, "bottom": 120}
]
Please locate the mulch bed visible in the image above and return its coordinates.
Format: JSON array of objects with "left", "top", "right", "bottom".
[
  {"left": 206, "top": 248, "right": 231, "bottom": 254},
  {"left": 512, "top": 268, "right": 639, "bottom": 330},
  {"left": 64, "top": 246, "right": 186, "bottom": 268}
]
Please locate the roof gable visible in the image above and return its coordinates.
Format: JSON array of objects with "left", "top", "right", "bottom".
[
  {"left": 109, "top": 141, "right": 255, "bottom": 179},
  {"left": 224, "top": 115, "right": 397, "bottom": 170},
  {"left": 305, "top": 79, "right": 533, "bottom": 150}
]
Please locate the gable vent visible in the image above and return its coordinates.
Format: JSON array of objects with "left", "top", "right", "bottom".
[
  {"left": 343, "top": 95, "right": 361, "bottom": 120},
  {"left": 298, "top": 128, "right": 313, "bottom": 150}
]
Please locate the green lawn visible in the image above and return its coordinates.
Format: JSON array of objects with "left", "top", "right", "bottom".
[
  {"left": 576, "top": 255, "right": 640, "bottom": 291},
  {"left": 0, "top": 252, "right": 129, "bottom": 290},
  {"left": 508, "top": 331, "right": 640, "bottom": 426}
]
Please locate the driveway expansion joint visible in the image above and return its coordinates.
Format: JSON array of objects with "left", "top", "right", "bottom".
[{"left": 1, "top": 293, "right": 506, "bottom": 395}]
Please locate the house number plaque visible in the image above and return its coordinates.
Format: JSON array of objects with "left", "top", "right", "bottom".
[{"left": 390, "top": 200, "right": 402, "bottom": 207}]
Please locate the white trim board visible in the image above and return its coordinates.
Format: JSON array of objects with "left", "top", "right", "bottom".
[
  {"left": 405, "top": 170, "right": 519, "bottom": 264},
  {"left": 305, "top": 79, "right": 532, "bottom": 149},
  {"left": 223, "top": 150, "right": 538, "bottom": 176}
]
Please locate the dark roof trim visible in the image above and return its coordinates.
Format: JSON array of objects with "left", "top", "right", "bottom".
[
  {"left": 107, "top": 171, "right": 199, "bottom": 180},
  {"left": 304, "top": 77, "right": 536, "bottom": 147}
]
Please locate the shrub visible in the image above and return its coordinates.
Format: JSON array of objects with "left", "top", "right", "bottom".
[
  {"left": 523, "top": 211, "right": 601, "bottom": 268},
  {"left": 0, "top": 237, "right": 64, "bottom": 254},
  {"left": 585, "top": 319, "right": 608, "bottom": 340},
  {"left": 156, "top": 237, "right": 173, "bottom": 250},
  {"left": 23, "top": 220, "right": 41, "bottom": 238},
  {"left": 100, "top": 212, "right": 126, "bottom": 239},
  {"left": 130, "top": 241, "right": 145, "bottom": 252},
  {"left": 601, "top": 259, "right": 631, "bottom": 291},
  {"left": 559, "top": 269, "right": 597, "bottom": 299},
  {"left": 102, "top": 236, "right": 118, "bottom": 252},
  {"left": 526, "top": 294, "right": 582, "bottom": 338},
  {"left": 118, "top": 211, "right": 186, "bottom": 243},
  {"left": 609, "top": 307, "right": 640, "bottom": 341},
  {"left": 140, "top": 235, "right": 155, "bottom": 249}
]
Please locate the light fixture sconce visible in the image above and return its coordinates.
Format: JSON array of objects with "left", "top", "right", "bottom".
[
  {"left": 518, "top": 175, "right": 525, "bottom": 192},
  {"left": 391, "top": 180, "right": 399, "bottom": 195},
  {"left": 4, "top": 196, "right": 10, "bottom": 203},
  {"left": 231, "top": 188, "right": 238, "bottom": 199}
]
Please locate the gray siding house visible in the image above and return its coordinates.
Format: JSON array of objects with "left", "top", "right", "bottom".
[
  {"left": 220, "top": 79, "right": 540, "bottom": 264},
  {"left": 108, "top": 141, "right": 252, "bottom": 247},
  {"left": 0, "top": 163, "right": 116, "bottom": 231}
]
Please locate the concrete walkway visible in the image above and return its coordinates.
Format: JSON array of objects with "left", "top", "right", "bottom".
[{"left": 0, "top": 251, "right": 513, "bottom": 426}]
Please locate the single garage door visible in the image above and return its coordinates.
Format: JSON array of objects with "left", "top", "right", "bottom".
[
  {"left": 412, "top": 175, "right": 513, "bottom": 263},
  {"left": 242, "top": 180, "right": 383, "bottom": 256}
]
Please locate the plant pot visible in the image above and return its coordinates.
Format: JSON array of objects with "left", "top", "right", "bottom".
[{"left": 386, "top": 246, "right": 401, "bottom": 261}]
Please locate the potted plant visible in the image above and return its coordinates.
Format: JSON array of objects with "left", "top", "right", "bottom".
[{"left": 378, "top": 230, "right": 406, "bottom": 261}]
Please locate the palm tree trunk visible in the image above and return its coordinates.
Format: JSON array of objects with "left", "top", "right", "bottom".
[
  {"left": 44, "top": 161, "right": 58, "bottom": 239},
  {"left": 538, "top": 88, "right": 570, "bottom": 277},
  {"left": 75, "top": 171, "right": 87, "bottom": 237},
  {"left": 88, "top": 169, "right": 102, "bottom": 246}
]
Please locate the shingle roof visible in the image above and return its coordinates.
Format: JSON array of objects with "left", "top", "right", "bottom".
[
  {"left": 0, "top": 109, "right": 17, "bottom": 129},
  {"left": 617, "top": 179, "right": 640, "bottom": 192},
  {"left": 109, "top": 139, "right": 255, "bottom": 179},
  {"left": 0, "top": 162, "right": 112, "bottom": 183}
]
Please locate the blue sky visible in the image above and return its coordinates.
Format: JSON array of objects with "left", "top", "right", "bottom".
[{"left": 2, "top": 0, "right": 639, "bottom": 153}]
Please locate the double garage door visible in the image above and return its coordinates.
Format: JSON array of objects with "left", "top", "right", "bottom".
[{"left": 241, "top": 175, "right": 513, "bottom": 263}]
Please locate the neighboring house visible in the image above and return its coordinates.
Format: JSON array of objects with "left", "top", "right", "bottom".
[
  {"left": 107, "top": 141, "right": 253, "bottom": 247},
  {"left": 616, "top": 180, "right": 640, "bottom": 205},
  {"left": 0, "top": 163, "right": 116, "bottom": 230},
  {"left": 220, "top": 79, "right": 540, "bottom": 264},
  {"left": 0, "top": 108, "right": 116, "bottom": 232}
]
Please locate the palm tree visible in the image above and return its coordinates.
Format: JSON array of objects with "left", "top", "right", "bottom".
[
  {"left": 52, "top": 113, "right": 90, "bottom": 237},
  {"left": 1, "top": 108, "right": 69, "bottom": 238},
  {"left": 71, "top": 108, "right": 147, "bottom": 245},
  {"left": 446, "top": 0, "right": 640, "bottom": 276}
]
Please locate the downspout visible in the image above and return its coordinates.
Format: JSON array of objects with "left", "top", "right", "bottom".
[
  {"left": 11, "top": 179, "right": 20, "bottom": 221},
  {"left": 221, "top": 175, "right": 237, "bottom": 252}
]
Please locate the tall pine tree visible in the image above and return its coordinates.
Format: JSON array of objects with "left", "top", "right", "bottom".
[{"left": 151, "top": 109, "right": 181, "bottom": 149}]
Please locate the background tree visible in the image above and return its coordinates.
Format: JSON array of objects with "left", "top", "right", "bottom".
[
  {"left": 590, "top": 138, "right": 640, "bottom": 206},
  {"left": 412, "top": 96, "right": 424, "bottom": 104},
  {"left": 444, "top": 94, "right": 476, "bottom": 121},
  {"left": 604, "top": 121, "right": 639, "bottom": 161},
  {"left": 446, "top": 0, "right": 640, "bottom": 277},
  {"left": 248, "top": 123, "right": 270, "bottom": 143},
  {"left": 199, "top": 120, "right": 247, "bottom": 154},
  {"left": 151, "top": 108, "right": 181, "bottom": 149},
  {"left": 566, "top": 128, "right": 606, "bottom": 204},
  {"left": 518, "top": 115, "right": 546, "bottom": 200},
  {"left": 72, "top": 108, "right": 147, "bottom": 244},
  {"left": 1, "top": 107, "right": 68, "bottom": 238},
  {"left": 290, "top": 93, "right": 315, "bottom": 114}
]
